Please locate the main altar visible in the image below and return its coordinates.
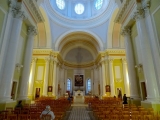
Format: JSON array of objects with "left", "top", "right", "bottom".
[{"left": 73, "top": 90, "right": 85, "bottom": 103}]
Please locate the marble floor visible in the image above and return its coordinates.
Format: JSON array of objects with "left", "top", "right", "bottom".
[{"left": 63, "top": 103, "right": 95, "bottom": 120}]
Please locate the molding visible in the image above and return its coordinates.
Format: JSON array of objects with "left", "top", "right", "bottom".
[
  {"left": 115, "top": 0, "right": 136, "bottom": 24},
  {"left": 23, "top": 0, "right": 44, "bottom": 23}
]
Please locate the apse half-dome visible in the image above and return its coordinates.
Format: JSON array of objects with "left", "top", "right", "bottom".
[{"left": 50, "top": 0, "right": 109, "bottom": 20}]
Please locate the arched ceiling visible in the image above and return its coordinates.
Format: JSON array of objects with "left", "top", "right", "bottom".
[{"left": 59, "top": 32, "right": 100, "bottom": 64}]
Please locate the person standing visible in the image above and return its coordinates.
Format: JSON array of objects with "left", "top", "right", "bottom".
[{"left": 123, "top": 94, "right": 128, "bottom": 104}]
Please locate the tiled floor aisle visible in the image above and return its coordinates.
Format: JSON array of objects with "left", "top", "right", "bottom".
[{"left": 68, "top": 106, "right": 90, "bottom": 120}]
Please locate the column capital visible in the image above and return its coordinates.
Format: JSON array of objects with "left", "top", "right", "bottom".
[
  {"left": 28, "top": 26, "right": 37, "bottom": 36},
  {"left": 108, "top": 58, "right": 114, "bottom": 63},
  {"left": 132, "top": 9, "right": 145, "bottom": 20},
  {"left": 31, "top": 58, "right": 37, "bottom": 63},
  {"left": 44, "top": 57, "right": 50, "bottom": 62},
  {"left": 122, "top": 58, "right": 127, "bottom": 63},
  {"left": 121, "top": 27, "right": 131, "bottom": 36}
]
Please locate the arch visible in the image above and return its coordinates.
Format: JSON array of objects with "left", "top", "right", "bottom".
[
  {"left": 55, "top": 29, "right": 104, "bottom": 51},
  {"left": 107, "top": 7, "right": 119, "bottom": 48},
  {"left": 39, "top": 6, "right": 52, "bottom": 48}
]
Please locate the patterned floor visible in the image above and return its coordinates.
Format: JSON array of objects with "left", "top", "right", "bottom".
[{"left": 68, "top": 106, "right": 91, "bottom": 120}]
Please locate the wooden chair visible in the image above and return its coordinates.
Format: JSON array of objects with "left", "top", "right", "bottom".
[
  {"left": 122, "top": 115, "right": 130, "bottom": 120},
  {"left": 110, "top": 115, "right": 119, "bottom": 120},
  {"left": 18, "top": 114, "right": 28, "bottom": 120},
  {"left": 144, "top": 115, "right": 154, "bottom": 120},
  {"left": 0, "top": 114, "right": 5, "bottom": 120},
  {"left": 41, "top": 114, "right": 51, "bottom": 120},
  {"left": 7, "top": 114, "right": 17, "bottom": 120},
  {"left": 30, "top": 113, "right": 40, "bottom": 120}
]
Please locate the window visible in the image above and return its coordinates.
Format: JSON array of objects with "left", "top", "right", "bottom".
[
  {"left": 87, "top": 79, "right": 91, "bottom": 92},
  {"left": 95, "top": 0, "right": 103, "bottom": 10},
  {"left": 75, "top": 3, "right": 84, "bottom": 14},
  {"left": 67, "top": 79, "right": 71, "bottom": 91},
  {"left": 56, "top": 0, "right": 65, "bottom": 10}
]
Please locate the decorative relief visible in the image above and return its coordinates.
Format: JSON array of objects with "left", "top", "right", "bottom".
[
  {"left": 28, "top": 26, "right": 37, "bottom": 36},
  {"left": 31, "top": 58, "right": 37, "bottom": 63},
  {"left": 121, "top": 28, "right": 131, "bottom": 36},
  {"left": 132, "top": 9, "right": 145, "bottom": 20}
]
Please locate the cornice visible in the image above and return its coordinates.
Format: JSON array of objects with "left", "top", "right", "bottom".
[
  {"left": 115, "top": 0, "right": 136, "bottom": 24},
  {"left": 23, "top": 0, "right": 44, "bottom": 23},
  {"left": 33, "top": 49, "right": 53, "bottom": 55},
  {"left": 106, "top": 49, "right": 126, "bottom": 55}
]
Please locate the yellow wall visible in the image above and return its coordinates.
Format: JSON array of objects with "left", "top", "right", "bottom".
[
  {"left": 33, "top": 59, "right": 45, "bottom": 99},
  {"left": 0, "top": 1, "right": 8, "bottom": 11},
  {"left": 113, "top": 59, "right": 125, "bottom": 97}
]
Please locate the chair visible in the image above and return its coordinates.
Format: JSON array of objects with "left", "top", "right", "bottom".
[
  {"left": 30, "top": 113, "right": 40, "bottom": 120},
  {"left": 41, "top": 114, "right": 51, "bottom": 120},
  {"left": 122, "top": 115, "right": 130, "bottom": 120},
  {"left": 7, "top": 114, "right": 17, "bottom": 120},
  {"left": 18, "top": 114, "right": 28, "bottom": 120},
  {"left": 0, "top": 114, "right": 5, "bottom": 120},
  {"left": 144, "top": 115, "right": 154, "bottom": 120}
]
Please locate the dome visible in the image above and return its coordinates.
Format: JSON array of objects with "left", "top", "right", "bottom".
[{"left": 49, "top": 0, "right": 109, "bottom": 20}]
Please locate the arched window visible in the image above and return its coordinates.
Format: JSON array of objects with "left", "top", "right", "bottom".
[
  {"left": 95, "top": 0, "right": 103, "bottom": 10},
  {"left": 75, "top": 3, "right": 85, "bottom": 14},
  {"left": 56, "top": 0, "right": 65, "bottom": 10},
  {"left": 67, "top": 79, "right": 71, "bottom": 91},
  {"left": 87, "top": 79, "right": 91, "bottom": 92}
]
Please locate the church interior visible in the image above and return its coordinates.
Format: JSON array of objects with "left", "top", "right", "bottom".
[{"left": 0, "top": 0, "right": 160, "bottom": 119}]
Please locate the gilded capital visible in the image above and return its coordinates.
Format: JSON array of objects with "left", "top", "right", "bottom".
[
  {"left": 132, "top": 9, "right": 145, "bottom": 20},
  {"left": 31, "top": 58, "right": 37, "bottom": 63}
]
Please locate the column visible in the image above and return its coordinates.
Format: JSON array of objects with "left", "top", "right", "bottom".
[
  {"left": 28, "top": 58, "right": 37, "bottom": 97},
  {"left": 105, "top": 60, "right": 110, "bottom": 85},
  {"left": 64, "top": 69, "right": 67, "bottom": 94},
  {"left": 101, "top": 60, "right": 106, "bottom": 96},
  {"left": 99, "top": 64, "right": 103, "bottom": 96},
  {"left": 17, "top": 26, "right": 37, "bottom": 100},
  {"left": 122, "top": 28, "right": 140, "bottom": 99},
  {"left": 0, "top": 2, "right": 15, "bottom": 81},
  {"left": 42, "top": 58, "right": 50, "bottom": 96},
  {"left": 52, "top": 60, "right": 57, "bottom": 96},
  {"left": 55, "top": 64, "right": 59, "bottom": 98},
  {"left": 122, "top": 58, "right": 130, "bottom": 96},
  {"left": 134, "top": 9, "right": 159, "bottom": 101},
  {"left": 143, "top": 1, "right": 160, "bottom": 93},
  {"left": 0, "top": 9, "right": 26, "bottom": 102},
  {"left": 109, "top": 59, "right": 115, "bottom": 96},
  {"left": 91, "top": 69, "right": 94, "bottom": 95}
]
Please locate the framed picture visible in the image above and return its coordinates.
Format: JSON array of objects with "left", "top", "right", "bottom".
[
  {"left": 105, "top": 85, "right": 110, "bottom": 92},
  {"left": 48, "top": 86, "right": 52, "bottom": 92},
  {"left": 75, "top": 75, "right": 83, "bottom": 86}
]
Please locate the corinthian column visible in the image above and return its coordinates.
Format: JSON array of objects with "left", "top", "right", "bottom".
[
  {"left": 17, "top": 26, "right": 37, "bottom": 100},
  {"left": 52, "top": 60, "right": 57, "bottom": 96},
  {"left": 28, "top": 58, "right": 37, "bottom": 98},
  {"left": 42, "top": 58, "right": 50, "bottom": 96},
  {"left": 122, "top": 58, "right": 130, "bottom": 96},
  {"left": 0, "top": 9, "right": 26, "bottom": 102},
  {"left": 142, "top": 1, "right": 160, "bottom": 93},
  {"left": 133, "top": 9, "right": 159, "bottom": 101},
  {"left": 109, "top": 59, "right": 115, "bottom": 96},
  {"left": 121, "top": 28, "right": 140, "bottom": 99},
  {"left": 101, "top": 60, "right": 106, "bottom": 96}
]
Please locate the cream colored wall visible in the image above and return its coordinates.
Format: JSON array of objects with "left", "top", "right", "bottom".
[{"left": 113, "top": 59, "right": 125, "bottom": 97}]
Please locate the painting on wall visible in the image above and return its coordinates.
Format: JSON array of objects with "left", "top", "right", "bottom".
[
  {"left": 105, "top": 85, "right": 111, "bottom": 92},
  {"left": 75, "top": 75, "right": 83, "bottom": 86},
  {"left": 48, "top": 86, "right": 52, "bottom": 92}
]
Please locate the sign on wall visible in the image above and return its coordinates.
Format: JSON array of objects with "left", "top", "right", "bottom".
[{"left": 75, "top": 75, "right": 83, "bottom": 86}]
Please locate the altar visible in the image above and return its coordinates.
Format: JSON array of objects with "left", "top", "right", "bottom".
[
  {"left": 73, "top": 90, "right": 85, "bottom": 96},
  {"left": 73, "top": 91, "right": 85, "bottom": 103}
]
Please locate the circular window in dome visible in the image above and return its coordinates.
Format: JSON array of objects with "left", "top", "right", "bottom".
[
  {"left": 56, "top": 0, "right": 65, "bottom": 10},
  {"left": 95, "top": 0, "right": 103, "bottom": 10},
  {"left": 75, "top": 3, "right": 84, "bottom": 15}
]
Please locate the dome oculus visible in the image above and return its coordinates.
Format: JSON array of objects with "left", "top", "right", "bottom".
[
  {"left": 75, "top": 3, "right": 84, "bottom": 15},
  {"left": 95, "top": 0, "right": 103, "bottom": 10},
  {"left": 56, "top": 0, "right": 65, "bottom": 10}
]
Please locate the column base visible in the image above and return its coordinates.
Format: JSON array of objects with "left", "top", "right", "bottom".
[
  {"left": 128, "top": 98, "right": 141, "bottom": 106},
  {"left": 0, "top": 96, "right": 13, "bottom": 103},
  {"left": 17, "top": 96, "right": 30, "bottom": 101},
  {"left": 0, "top": 100, "right": 17, "bottom": 111},
  {"left": 141, "top": 100, "right": 160, "bottom": 112}
]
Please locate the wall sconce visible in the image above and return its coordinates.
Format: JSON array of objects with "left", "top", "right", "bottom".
[
  {"left": 135, "top": 64, "right": 143, "bottom": 72},
  {"left": 16, "top": 63, "right": 23, "bottom": 72}
]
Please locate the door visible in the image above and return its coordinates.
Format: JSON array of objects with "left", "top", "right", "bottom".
[{"left": 35, "top": 88, "right": 40, "bottom": 99}]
